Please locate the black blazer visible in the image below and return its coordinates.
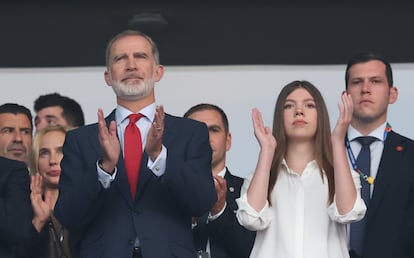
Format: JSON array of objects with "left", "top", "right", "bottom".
[
  {"left": 54, "top": 111, "right": 217, "bottom": 258},
  {"left": 0, "top": 157, "right": 32, "bottom": 258},
  {"left": 193, "top": 168, "right": 256, "bottom": 258},
  {"left": 360, "top": 131, "right": 414, "bottom": 258}
]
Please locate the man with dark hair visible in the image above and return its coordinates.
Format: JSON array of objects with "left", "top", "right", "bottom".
[
  {"left": 34, "top": 92, "right": 85, "bottom": 130},
  {"left": 0, "top": 103, "right": 33, "bottom": 166},
  {"left": 184, "top": 103, "right": 255, "bottom": 258},
  {"left": 344, "top": 51, "right": 414, "bottom": 258}
]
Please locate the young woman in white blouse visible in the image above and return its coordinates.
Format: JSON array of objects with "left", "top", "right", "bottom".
[{"left": 236, "top": 80, "right": 366, "bottom": 258}]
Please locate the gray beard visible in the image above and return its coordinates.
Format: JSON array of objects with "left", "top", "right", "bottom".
[{"left": 111, "top": 81, "right": 154, "bottom": 101}]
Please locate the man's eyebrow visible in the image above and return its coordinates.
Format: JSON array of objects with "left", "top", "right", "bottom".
[
  {"left": 133, "top": 52, "right": 149, "bottom": 57},
  {"left": 113, "top": 53, "right": 127, "bottom": 60},
  {"left": 208, "top": 124, "right": 222, "bottom": 130},
  {"left": 45, "top": 114, "right": 58, "bottom": 119},
  {"left": 0, "top": 126, "right": 15, "bottom": 131}
]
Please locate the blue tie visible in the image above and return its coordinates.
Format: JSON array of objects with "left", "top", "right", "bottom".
[{"left": 350, "top": 136, "right": 377, "bottom": 255}]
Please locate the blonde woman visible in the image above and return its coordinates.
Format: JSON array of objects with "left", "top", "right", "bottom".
[{"left": 15, "top": 125, "right": 72, "bottom": 258}]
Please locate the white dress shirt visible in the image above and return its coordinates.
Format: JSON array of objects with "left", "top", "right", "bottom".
[
  {"left": 97, "top": 103, "right": 167, "bottom": 188},
  {"left": 236, "top": 160, "right": 366, "bottom": 258}
]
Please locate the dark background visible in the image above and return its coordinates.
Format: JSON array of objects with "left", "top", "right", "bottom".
[{"left": 1, "top": 1, "right": 413, "bottom": 67}]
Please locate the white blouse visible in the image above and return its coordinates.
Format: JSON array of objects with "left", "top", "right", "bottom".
[{"left": 236, "top": 160, "right": 366, "bottom": 258}]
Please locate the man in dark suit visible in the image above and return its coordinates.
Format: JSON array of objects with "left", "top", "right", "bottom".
[
  {"left": 0, "top": 156, "right": 32, "bottom": 257},
  {"left": 402, "top": 179, "right": 414, "bottom": 257},
  {"left": 345, "top": 52, "right": 414, "bottom": 258},
  {"left": 54, "top": 30, "right": 217, "bottom": 258},
  {"left": 184, "top": 103, "right": 255, "bottom": 258}
]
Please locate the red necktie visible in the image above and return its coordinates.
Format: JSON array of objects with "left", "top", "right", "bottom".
[{"left": 124, "top": 113, "right": 144, "bottom": 200}]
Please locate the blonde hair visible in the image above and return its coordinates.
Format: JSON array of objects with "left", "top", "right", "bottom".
[{"left": 30, "top": 125, "right": 68, "bottom": 176}]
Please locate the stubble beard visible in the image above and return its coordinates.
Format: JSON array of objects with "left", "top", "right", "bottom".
[
  {"left": 7, "top": 143, "right": 28, "bottom": 163},
  {"left": 353, "top": 107, "right": 387, "bottom": 126}
]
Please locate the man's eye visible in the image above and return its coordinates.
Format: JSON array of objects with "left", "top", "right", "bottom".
[
  {"left": 47, "top": 120, "right": 57, "bottom": 126},
  {"left": 22, "top": 129, "right": 31, "bottom": 135},
  {"left": 2, "top": 128, "right": 13, "bottom": 133}
]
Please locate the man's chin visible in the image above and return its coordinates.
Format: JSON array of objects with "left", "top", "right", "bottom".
[
  {"left": 355, "top": 113, "right": 382, "bottom": 124},
  {"left": 112, "top": 84, "right": 156, "bottom": 102},
  {"left": 9, "top": 155, "right": 26, "bottom": 163},
  {"left": 118, "top": 95, "right": 145, "bottom": 102},
  {"left": 113, "top": 88, "right": 146, "bottom": 101}
]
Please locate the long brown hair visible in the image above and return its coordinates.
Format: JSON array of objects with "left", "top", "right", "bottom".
[{"left": 268, "top": 80, "right": 335, "bottom": 204}]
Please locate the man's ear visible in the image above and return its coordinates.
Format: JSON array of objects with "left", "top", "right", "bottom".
[
  {"left": 155, "top": 65, "right": 164, "bottom": 82},
  {"left": 104, "top": 70, "right": 111, "bottom": 86},
  {"left": 226, "top": 132, "right": 232, "bottom": 152},
  {"left": 389, "top": 86, "right": 398, "bottom": 104}
]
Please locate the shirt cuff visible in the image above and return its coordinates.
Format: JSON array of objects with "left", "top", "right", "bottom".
[
  {"left": 147, "top": 145, "right": 167, "bottom": 177},
  {"left": 208, "top": 202, "right": 227, "bottom": 221},
  {"left": 97, "top": 161, "right": 117, "bottom": 189}
]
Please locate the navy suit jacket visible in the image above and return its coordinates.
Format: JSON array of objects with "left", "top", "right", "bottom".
[
  {"left": 193, "top": 168, "right": 255, "bottom": 258},
  {"left": 54, "top": 111, "right": 217, "bottom": 258},
  {"left": 0, "top": 157, "right": 32, "bottom": 258},
  {"left": 360, "top": 131, "right": 414, "bottom": 258}
]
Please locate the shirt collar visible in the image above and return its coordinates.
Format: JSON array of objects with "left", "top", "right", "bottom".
[
  {"left": 281, "top": 159, "right": 318, "bottom": 174},
  {"left": 115, "top": 103, "right": 157, "bottom": 125},
  {"left": 348, "top": 122, "right": 387, "bottom": 142},
  {"left": 217, "top": 167, "right": 227, "bottom": 177}
]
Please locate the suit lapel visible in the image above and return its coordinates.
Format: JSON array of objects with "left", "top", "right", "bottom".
[
  {"left": 100, "top": 110, "right": 136, "bottom": 207},
  {"left": 224, "top": 169, "right": 237, "bottom": 199},
  {"left": 115, "top": 154, "right": 136, "bottom": 206},
  {"left": 134, "top": 153, "right": 152, "bottom": 201},
  {"left": 367, "top": 131, "right": 404, "bottom": 219}
]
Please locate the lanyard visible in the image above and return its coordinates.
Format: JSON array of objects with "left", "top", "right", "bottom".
[{"left": 345, "top": 123, "right": 391, "bottom": 185}]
